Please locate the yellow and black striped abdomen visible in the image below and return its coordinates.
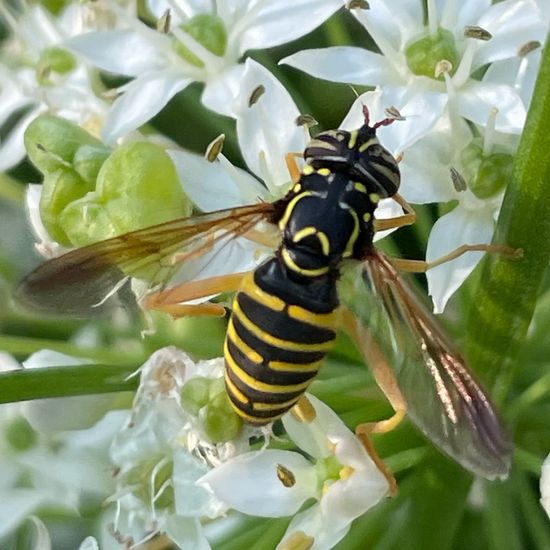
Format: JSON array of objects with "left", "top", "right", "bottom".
[{"left": 224, "top": 258, "right": 339, "bottom": 424}]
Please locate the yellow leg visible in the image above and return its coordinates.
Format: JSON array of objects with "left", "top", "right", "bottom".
[
  {"left": 373, "top": 193, "right": 416, "bottom": 232},
  {"left": 391, "top": 243, "right": 523, "bottom": 273},
  {"left": 341, "top": 308, "right": 407, "bottom": 426},
  {"left": 143, "top": 271, "right": 248, "bottom": 318},
  {"left": 285, "top": 152, "right": 304, "bottom": 184}
]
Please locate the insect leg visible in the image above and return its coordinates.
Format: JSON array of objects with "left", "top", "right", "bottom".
[
  {"left": 356, "top": 430, "right": 398, "bottom": 496},
  {"left": 390, "top": 244, "right": 523, "bottom": 273},
  {"left": 373, "top": 193, "right": 416, "bottom": 231},
  {"left": 143, "top": 271, "right": 249, "bottom": 318},
  {"left": 341, "top": 308, "right": 407, "bottom": 433},
  {"left": 285, "top": 152, "right": 304, "bottom": 184}
]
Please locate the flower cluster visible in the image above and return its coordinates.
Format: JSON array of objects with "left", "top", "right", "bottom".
[{"left": 1, "top": 0, "right": 550, "bottom": 548}]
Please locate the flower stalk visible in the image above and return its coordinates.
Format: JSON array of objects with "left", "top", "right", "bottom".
[{"left": 465, "top": 29, "right": 550, "bottom": 395}]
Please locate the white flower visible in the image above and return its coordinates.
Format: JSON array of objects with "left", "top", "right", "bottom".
[
  {"left": 281, "top": 0, "right": 546, "bottom": 135},
  {"left": 0, "top": 3, "right": 109, "bottom": 171},
  {"left": 65, "top": 0, "right": 343, "bottom": 143},
  {"left": 108, "top": 347, "right": 252, "bottom": 549},
  {"left": 199, "top": 395, "right": 389, "bottom": 550},
  {"left": 0, "top": 351, "right": 124, "bottom": 540}
]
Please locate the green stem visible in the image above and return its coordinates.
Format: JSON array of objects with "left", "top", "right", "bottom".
[
  {"left": 0, "top": 334, "right": 145, "bottom": 364},
  {"left": 465, "top": 30, "right": 550, "bottom": 394},
  {"left": 0, "top": 363, "right": 137, "bottom": 403}
]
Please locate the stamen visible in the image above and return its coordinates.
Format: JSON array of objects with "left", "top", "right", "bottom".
[
  {"left": 483, "top": 107, "right": 498, "bottom": 156},
  {"left": 205, "top": 134, "right": 225, "bottom": 162},
  {"left": 157, "top": 9, "right": 171, "bottom": 33},
  {"left": 279, "top": 531, "right": 314, "bottom": 550},
  {"left": 450, "top": 167, "right": 467, "bottom": 192},
  {"left": 464, "top": 26, "right": 492, "bottom": 41},
  {"left": 427, "top": 0, "right": 439, "bottom": 37},
  {"left": 518, "top": 40, "right": 541, "bottom": 57},
  {"left": 452, "top": 39, "right": 476, "bottom": 87}
]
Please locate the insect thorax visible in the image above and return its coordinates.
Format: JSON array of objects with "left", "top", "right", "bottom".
[{"left": 277, "top": 169, "right": 379, "bottom": 280}]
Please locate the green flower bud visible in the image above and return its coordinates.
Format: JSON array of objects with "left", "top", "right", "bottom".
[
  {"left": 96, "top": 140, "right": 192, "bottom": 234},
  {"left": 174, "top": 14, "right": 228, "bottom": 67},
  {"left": 203, "top": 391, "right": 243, "bottom": 443},
  {"left": 73, "top": 144, "right": 111, "bottom": 184},
  {"left": 58, "top": 194, "right": 117, "bottom": 246},
  {"left": 459, "top": 139, "right": 483, "bottom": 185},
  {"left": 36, "top": 47, "right": 77, "bottom": 84},
  {"left": 25, "top": 114, "right": 104, "bottom": 174},
  {"left": 40, "top": 167, "right": 95, "bottom": 245},
  {"left": 405, "top": 28, "right": 459, "bottom": 79},
  {"left": 180, "top": 377, "right": 212, "bottom": 416},
  {"left": 6, "top": 417, "right": 37, "bottom": 452},
  {"left": 470, "top": 153, "right": 513, "bottom": 199}
]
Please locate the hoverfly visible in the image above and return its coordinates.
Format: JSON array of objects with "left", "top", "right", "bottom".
[{"left": 16, "top": 106, "right": 512, "bottom": 480}]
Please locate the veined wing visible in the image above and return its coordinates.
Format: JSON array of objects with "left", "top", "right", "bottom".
[
  {"left": 16, "top": 203, "right": 275, "bottom": 316},
  {"left": 341, "top": 249, "right": 511, "bottom": 479}
]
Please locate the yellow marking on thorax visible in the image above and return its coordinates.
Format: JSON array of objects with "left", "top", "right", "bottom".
[
  {"left": 317, "top": 168, "right": 331, "bottom": 176},
  {"left": 354, "top": 182, "right": 367, "bottom": 193},
  {"left": 348, "top": 130, "right": 358, "bottom": 149},
  {"left": 233, "top": 300, "right": 334, "bottom": 352},
  {"left": 278, "top": 191, "right": 312, "bottom": 231},
  {"left": 225, "top": 350, "right": 315, "bottom": 392},
  {"left": 286, "top": 304, "right": 339, "bottom": 328},
  {"left": 343, "top": 208, "right": 360, "bottom": 258},
  {"left": 281, "top": 248, "right": 330, "bottom": 277},
  {"left": 240, "top": 273, "right": 286, "bottom": 312},
  {"left": 293, "top": 183, "right": 301, "bottom": 193},
  {"left": 363, "top": 212, "right": 372, "bottom": 222},
  {"left": 226, "top": 319, "right": 264, "bottom": 364},
  {"left": 369, "top": 192, "right": 380, "bottom": 204},
  {"left": 302, "top": 165, "right": 314, "bottom": 175},
  {"left": 358, "top": 137, "right": 378, "bottom": 152},
  {"left": 292, "top": 227, "right": 331, "bottom": 256}
]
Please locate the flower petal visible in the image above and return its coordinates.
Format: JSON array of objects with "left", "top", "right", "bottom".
[
  {"left": 78, "top": 537, "right": 99, "bottom": 550},
  {"left": 474, "top": 0, "right": 547, "bottom": 70},
  {"left": 202, "top": 64, "right": 246, "bottom": 117},
  {"left": 276, "top": 505, "right": 350, "bottom": 550},
  {"left": 168, "top": 149, "right": 267, "bottom": 210},
  {"left": 235, "top": 59, "right": 305, "bottom": 193},
  {"left": 320, "top": 468, "right": 388, "bottom": 533},
  {"left": 0, "top": 107, "right": 43, "bottom": 171},
  {"left": 101, "top": 71, "right": 192, "bottom": 143},
  {"left": 340, "top": 87, "right": 447, "bottom": 153},
  {"left": 438, "top": 0, "right": 491, "bottom": 32},
  {"left": 173, "top": 450, "right": 226, "bottom": 518},
  {"left": 426, "top": 199, "right": 495, "bottom": 313},
  {"left": 165, "top": 516, "right": 211, "bottom": 550},
  {"left": 280, "top": 47, "right": 399, "bottom": 87},
  {"left": 66, "top": 30, "right": 170, "bottom": 76},
  {"left": 353, "top": 0, "right": 423, "bottom": 52},
  {"left": 237, "top": 0, "right": 342, "bottom": 54},
  {"left": 458, "top": 81, "right": 526, "bottom": 134},
  {"left": 0, "top": 490, "right": 48, "bottom": 538},
  {"left": 199, "top": 450, "right": 317, "bottom": 517}
]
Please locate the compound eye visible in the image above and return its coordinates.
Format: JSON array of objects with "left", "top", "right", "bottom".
[{"left": 359, "top": 144, "right": 400, "bottom": 198}]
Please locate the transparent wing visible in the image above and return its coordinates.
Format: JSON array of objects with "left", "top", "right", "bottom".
[
  {"left": 16, "top": 203, "right": 275, "bottom": 315},
  {"left": 341, "top": 249, "right": 511, "bottom": 479}
]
